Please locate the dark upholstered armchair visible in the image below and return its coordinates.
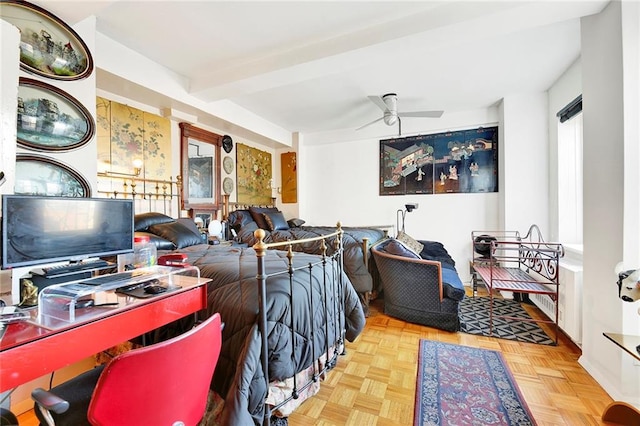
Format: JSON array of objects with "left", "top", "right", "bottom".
[{"left": 371, "top": 239, "right": 465, "bottom": 331}]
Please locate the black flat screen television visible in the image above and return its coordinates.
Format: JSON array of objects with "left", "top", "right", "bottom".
[{"left": 1, "top": 195, "right": 134, "bottom": 270}]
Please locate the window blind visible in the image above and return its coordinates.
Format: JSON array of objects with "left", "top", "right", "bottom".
[{"left": 557, "top": 95, "right": 582, "bottom": 123}]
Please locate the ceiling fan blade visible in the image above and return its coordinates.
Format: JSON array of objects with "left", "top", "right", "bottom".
[
  {"left": 398, "top": 110, "right": 444, "bottom": 118},
  {"left": 356, "top": 116, "right": 384, "bottom": 130},
  {"left": 368, "top": 96, "right": 390, "bottom": 112}
]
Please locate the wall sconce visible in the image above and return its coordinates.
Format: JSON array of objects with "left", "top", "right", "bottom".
[
  {"left": 268, "top": 178, "right": 281, "bottom": 194},
  {"left": 102, "top": 159, "right": 143, "bottom": 177},
  {"left": 396, "top": 203, "right": 419, "bottom": 236},
  {"left": 0, "top": 171, "right": 5, "bottom": 187}
]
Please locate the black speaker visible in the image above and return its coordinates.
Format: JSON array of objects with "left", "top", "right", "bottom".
[{"left": 473, "top": 234, "right": 496, "bottom": 259}]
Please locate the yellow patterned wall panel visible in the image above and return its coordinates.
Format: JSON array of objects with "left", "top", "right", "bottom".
[
  {"left": 236, "top": 143, "right": 272, "bottom": 205},
  {"left": 96, "top": 96, "right": 171, "bottom": 181},
  {"left": 281, "top": 151, "right": 297, "bottom": 203}
]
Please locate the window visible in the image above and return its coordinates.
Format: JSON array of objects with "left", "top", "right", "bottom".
[{"left": 557, "top": 103, "right": 583, "bottom": 250}]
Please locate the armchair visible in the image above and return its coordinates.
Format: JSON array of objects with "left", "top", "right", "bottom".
[
  {"left": 371, "top": 239, "right": 465, "bottom": 331},
  {"left": 31, "top": 313, "right": 222, "bottom": 426}
]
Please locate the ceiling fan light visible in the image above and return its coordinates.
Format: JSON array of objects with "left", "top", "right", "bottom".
[{"left": 384, "top": 114, "right": 398, "bottom": 126}]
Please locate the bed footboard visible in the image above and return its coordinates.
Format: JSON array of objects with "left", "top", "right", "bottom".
[{"left": 253, "top": 225, "right": 347, "bottom": 426}]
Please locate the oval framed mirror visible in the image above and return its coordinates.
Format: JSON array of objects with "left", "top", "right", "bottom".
[
  {"left": 179, "top": 123, "right": 221, "bottom": 215},
  {"left": 0, "top": 0, "right": 94, "bottom": 81},
  {"left": 15, "top": 154, "right": 91, "bottom": 197}
]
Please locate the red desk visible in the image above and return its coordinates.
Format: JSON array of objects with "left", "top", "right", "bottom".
[{"left": 0, "top": 276, "right": 208, "bottom": 392}]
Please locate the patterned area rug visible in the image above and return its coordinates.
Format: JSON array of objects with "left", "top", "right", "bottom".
[
  {"left": 459, "top": 297, "right": 554, "bottom": 345},
  {"left": 414, "top": 340, "right": 537, "bottom": 426}
]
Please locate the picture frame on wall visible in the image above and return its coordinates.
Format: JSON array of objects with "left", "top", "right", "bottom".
[
  {"left": 15, "top": 154, "right": 90, "bottom": 197},
  {"left": 17, "top": 77, "right": 95, "bottom": 151},
  {"left": 0, "top": 0, "right": 94, "bottom": 80},
  {"left": 380, "top": 126, "right": 498, "bottom": 195},
  {"left": 188, "top": 157, "right": 213, "bottom": 199},
  {"left": 236, "top": 143, "right": 272, "bottom": 205},
  {"left": 281, "top": 152, "right": 297, "bottom": 203}
]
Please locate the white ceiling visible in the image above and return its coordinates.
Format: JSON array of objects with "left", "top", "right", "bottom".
[{"left": 36, "top": 1, "right": 608, "bottom": 137}]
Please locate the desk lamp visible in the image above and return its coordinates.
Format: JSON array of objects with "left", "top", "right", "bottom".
[{"left": 396, "top": 203, "right": 419, "bottom": 237}]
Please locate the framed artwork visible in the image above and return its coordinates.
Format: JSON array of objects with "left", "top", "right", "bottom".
[
  {"left": 236, "top": 143, "right": 272, "bottom": 205},
  {"left": 0, "top": 0, "right": 93, "bottom": 80},
  {"left": 380, "top": 126, "right": 498, "bottom": 195},
  {"left": 17, "top": 77, "right": 95, "bottom": 151},
  {"left": 179, "top": 123, "right": 221, "bottom": 212},
  {"left": 188, "top": 157, "right": 213, "bottom": 199},
  {"left": 281, "top": 152, "right": 297, "bottom": 203},
  {"left": 15, "top": 154, "right": 90, "bottom": 197}
]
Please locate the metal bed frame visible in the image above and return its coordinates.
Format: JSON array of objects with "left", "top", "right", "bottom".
[{"left": 253, "top": 225, "right": 346, "bottom": 426}]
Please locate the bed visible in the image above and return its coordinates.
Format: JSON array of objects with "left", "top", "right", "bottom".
[
  {"left": 226, "top": 206, "right": 389, "bottom": 313},
  {"left": 133, "top": 212, "right": 366, "bottom": 425}
]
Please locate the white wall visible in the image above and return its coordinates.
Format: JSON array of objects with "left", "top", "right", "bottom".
[
  {"left": 500, "top": 93, "right": 550, "bottom": 235},
  {"left": 579, "top": 0, "right": 640, "bottom": 407}
]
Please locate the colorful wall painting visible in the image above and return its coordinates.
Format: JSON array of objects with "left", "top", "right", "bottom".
[
  {"left": 281, "top": 152, "right": 297, "bottom": 203},
  {"left": 236, "top": 143, "right": 272, "bottom": 205},
  {"left": 380, "top": 126, "right": 498, "bottom": 195}
]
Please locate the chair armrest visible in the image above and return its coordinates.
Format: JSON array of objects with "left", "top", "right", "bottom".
[{"left": 31, "top": 388, "right": 70, "bottom": 414}]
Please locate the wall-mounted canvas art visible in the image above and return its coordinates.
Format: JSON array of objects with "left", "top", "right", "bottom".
[
  {"left": 188, "top": 157, "right": 213, "bottom": 198},
  {"left": 281, "top": 152, "right": 297, "bottom": 203},
  {"left": 380, "top": 126, "right": 498, "bottom": 195},
  {"left": 236, "top": 143, "right": 272, "bottom": 205}
]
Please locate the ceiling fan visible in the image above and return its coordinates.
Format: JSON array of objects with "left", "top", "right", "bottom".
[{"left": 356, "top": 93, "right": 444, "bottom": 131}]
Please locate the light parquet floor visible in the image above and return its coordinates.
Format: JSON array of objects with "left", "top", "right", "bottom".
[
  {"left": 17, "top": 289, "right": 616, "bottom": 426},
  {"left": 287, "top": 288, "right": 616, "bottom": 426}
]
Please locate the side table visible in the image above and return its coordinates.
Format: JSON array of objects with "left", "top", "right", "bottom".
[{"left": 601, "top": 333, "right": 640, "bottom": 424}]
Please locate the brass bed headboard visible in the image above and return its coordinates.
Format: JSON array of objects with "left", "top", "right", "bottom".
[{"left": 96, "top": 173, "right": 182, "bottom": 216}]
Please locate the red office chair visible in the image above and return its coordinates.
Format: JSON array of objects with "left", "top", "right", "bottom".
[{"left": 31, "top": 313, "right": 223, "bottom": 426}]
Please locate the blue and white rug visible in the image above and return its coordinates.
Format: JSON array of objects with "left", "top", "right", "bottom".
[{"left": 459, "top": 297, "right": 555, "bottom": 345}]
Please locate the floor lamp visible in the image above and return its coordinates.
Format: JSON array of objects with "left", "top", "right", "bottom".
[{"left": 396, "top": 203, "right": 419, "bottom": 236}]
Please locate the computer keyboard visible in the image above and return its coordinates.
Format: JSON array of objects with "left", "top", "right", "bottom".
[
  {"left": 39, "top": 260, "right": 111, "bottom": 277},
  {"left": 78, "top": 270, "right": 152, "bottom": 289}
]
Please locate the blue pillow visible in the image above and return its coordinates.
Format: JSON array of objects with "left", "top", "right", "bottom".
[{"left": 383, "top": 239, "right": 420, "bottom": 259}]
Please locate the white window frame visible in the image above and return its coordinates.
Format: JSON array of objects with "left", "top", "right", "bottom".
[{"left": 557, "top": 112, "right": 583, "bottom": 255}]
